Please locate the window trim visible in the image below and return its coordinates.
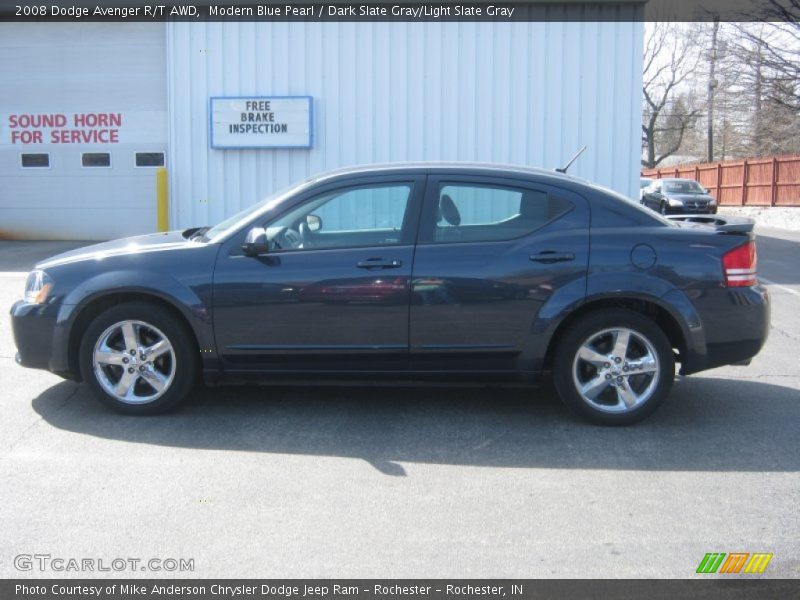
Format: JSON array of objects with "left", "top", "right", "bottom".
[
  {"left": 134, "top": 151, "right": 166, "bottom": 168},
  {"left": 81, "top": 152, "right": 112, "bottom": 169},
  {"left": 19, "top": 152, "right": 51, "bottom": 169},
  {"left": 417, "top": 175, "right": 576, "bottom": 246}
]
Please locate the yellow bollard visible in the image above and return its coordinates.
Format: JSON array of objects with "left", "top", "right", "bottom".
[{"left": 156, "top": 167, "right": 169, "bottom": 232}]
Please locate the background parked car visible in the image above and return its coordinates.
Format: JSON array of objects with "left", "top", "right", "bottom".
[
  {"left": 641, "top": 178, "right": 718, "bottom": 215},
  {"left": 639, "top": 177, "right": 653, "bottom": 200}
]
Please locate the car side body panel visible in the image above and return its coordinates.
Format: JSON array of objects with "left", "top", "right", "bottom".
[{"left": 9, "top": 164, "right": 769, "bottom": 389}]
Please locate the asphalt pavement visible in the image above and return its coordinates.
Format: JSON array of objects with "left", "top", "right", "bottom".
[{"left": 0, "top": 229, "right": 798, "bottom": 578}]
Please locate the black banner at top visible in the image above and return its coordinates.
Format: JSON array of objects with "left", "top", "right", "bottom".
[{"left": 0, "top": 0, "right": 795, "bottom": 22}]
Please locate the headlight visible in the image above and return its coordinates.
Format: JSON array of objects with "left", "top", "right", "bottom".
[
  {"left": 24, "top": 270, "right": 53, "bottom": 304},
  {"left": 668, "top": 198, "right": 684, "bottom": 207}
]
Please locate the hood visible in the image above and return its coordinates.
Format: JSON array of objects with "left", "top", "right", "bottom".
[{"left": 37, "top": 230, "right": 199, "bottom": 269}]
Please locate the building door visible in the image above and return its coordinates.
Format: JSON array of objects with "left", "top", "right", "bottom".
[{"left": 0, "top": 23, "right": 167, "bottom": 240}]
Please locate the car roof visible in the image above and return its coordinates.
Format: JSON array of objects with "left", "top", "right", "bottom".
[
  {"left": 659, "top": 178, "right": 701, "bottom": 183},
  {"left": 310, "top": 161, "right": 577, "bottom": 184},
  {"left": 304, "top": 161, "right": 620, "bottom": 198}
]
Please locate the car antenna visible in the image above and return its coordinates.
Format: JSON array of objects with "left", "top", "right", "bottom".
[{"left": 555, "top": 145, "right": 587, "bottom": 174}]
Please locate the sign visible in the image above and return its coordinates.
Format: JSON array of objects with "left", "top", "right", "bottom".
[
  {"left": 1, "top": 111, "right": 167, "bottom": 146},
  {"left": 210, "top": 96, "right": 312, "bottom": 149}
]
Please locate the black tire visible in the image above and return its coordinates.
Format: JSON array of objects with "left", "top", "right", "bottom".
[
  {"left": 78, "top": 301, "right": 198, "bottom": 415},
  {"left": 660, "top": 201, "right": 668, "bottom": 215},
  {"left": 552, "top": 308, "right": 675, "bottom": 426}
]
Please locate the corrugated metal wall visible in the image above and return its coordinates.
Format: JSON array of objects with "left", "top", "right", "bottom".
[{"left": 167, "top": 7, "right": 643, "bottom": 230}]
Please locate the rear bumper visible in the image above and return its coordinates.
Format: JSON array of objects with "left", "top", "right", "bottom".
[{"left": 681, "top": 284, "right": 770, "bottom": 374}]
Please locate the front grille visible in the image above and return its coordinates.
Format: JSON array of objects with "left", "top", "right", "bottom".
[{"left": 683, "top": 200, "right": 708, "bottom": 210}]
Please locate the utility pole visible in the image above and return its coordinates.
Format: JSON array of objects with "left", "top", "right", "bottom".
[{"left": 707, "top": 18, "right": 720, "bottom": 163}]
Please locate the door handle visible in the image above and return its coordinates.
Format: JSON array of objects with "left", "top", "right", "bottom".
[
  {"left": 357, "top": 258, "right": 403, "bottom": 269},
  {"left": 529, "top": 251, "right": 575, "bottom": 264}
]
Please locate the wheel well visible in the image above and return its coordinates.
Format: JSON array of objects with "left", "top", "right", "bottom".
[
  {"left": 67, "top": 292, "right": 199, "bottom": 381},
  {"left": 543, "top": 298, "right": 686, "bottom": 370}
]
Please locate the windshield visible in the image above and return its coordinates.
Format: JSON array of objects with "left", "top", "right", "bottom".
[
  {"left": 201, "top": 180, "right": 310, "bottom": 242},
  {"left": 663, "top": 180, "right": 704, "bottom": 194},
  {"left": 640, "top": 178, "right": 652, "bottom": 189}
]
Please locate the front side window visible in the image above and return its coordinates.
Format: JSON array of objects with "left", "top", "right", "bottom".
[
  {"left": 267, "top": 183, "right": 413, "bottom": 251},
  {"left": 431, "top": 183, "right": 572, "bottom": 243}
]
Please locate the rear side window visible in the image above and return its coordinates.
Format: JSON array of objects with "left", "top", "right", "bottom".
[{"left": 432, "top": 183, "right": 572, "bottom": 243}]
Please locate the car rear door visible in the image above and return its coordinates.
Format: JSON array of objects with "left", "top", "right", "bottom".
[
  {"left": 212, "top": 174, "right": 425, "bottom": 373},
  {"left": 409, "top": 173, "right": 590, "bottom": 373}
]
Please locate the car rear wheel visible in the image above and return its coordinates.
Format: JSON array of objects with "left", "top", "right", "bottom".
[
  {"left": 553, "top": 309, "right": 675, "bottom": 425},
  {"left": 79, "top": 301, "right": 197, "bottom": 415}
]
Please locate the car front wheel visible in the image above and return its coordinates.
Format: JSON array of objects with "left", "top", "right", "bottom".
[
  {"left": 553, "top": 309, "right": 675, "bottom": 425},
  {"left": 78, "top": 301, "right": 198, "bottom": 415}
]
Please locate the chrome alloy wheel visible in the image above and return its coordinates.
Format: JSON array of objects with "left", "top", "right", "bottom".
[
  {"left": 92, "top": 319, "right": 176, "bottom": 404},
  {"left": 571, "top": 327, "right": 660, "bottom": 413}
]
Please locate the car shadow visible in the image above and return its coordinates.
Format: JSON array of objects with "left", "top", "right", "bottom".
[{"left": 33, "top": 376, "right": 800, "bottom": 475}]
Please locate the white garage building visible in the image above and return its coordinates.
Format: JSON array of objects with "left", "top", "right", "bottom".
[{"left": 1, "top": 3, "right": 643, "bottom": 240}]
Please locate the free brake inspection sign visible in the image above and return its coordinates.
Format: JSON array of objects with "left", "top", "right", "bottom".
[{"left": 210, "top": 96, "right": 313, "bottom": 149}]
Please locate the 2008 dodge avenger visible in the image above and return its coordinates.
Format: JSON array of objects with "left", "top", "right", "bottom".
[{"left": 11, "top": 164, "right": 769, "bottom": 424}]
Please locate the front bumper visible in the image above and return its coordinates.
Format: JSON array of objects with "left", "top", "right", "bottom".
[
  {"left": 10, "top": 299, "right": 60, "bottom": 372},
  {"left": 668, "top": 205, "right": 717, "bottom": 215}
]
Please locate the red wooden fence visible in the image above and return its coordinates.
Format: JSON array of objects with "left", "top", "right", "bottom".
[{"left": 641, "top": 154, "right": 800, "bottom": 207}]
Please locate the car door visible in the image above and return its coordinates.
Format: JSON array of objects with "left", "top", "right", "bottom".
[
  {"left": 409, "top": 174, "right": 590, "bottom": 373},
  {"left": 212, "top": 175, "right": 424, "bottom": 373}
]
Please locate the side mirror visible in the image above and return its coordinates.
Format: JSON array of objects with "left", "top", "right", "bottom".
[
  {"left": 242, "top": 227, "right": 269, "bottom": 256},
  {"left": 306, "top": 214, "right": 322, "bottom": 232},
  {"left": 704, "top": 187, "right": 711, "bottom": 194}
]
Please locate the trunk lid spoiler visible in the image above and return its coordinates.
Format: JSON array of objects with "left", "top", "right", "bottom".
[{"left": 666, "top": 214, "right": 755, "bottom": 235}]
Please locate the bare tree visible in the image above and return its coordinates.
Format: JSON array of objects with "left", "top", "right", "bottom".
[
  {"left": 642, "top": 23, "right": 703, "bottom": 168},
  {"left": 723, "top": 14, "right": 800, "bottom": 156}
]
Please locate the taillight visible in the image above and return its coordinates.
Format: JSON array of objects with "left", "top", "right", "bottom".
[{"left": 722, "top": 241, "right": 757, "bottom": 287}]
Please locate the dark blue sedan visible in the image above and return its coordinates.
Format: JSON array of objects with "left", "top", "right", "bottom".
[{"left": 11, "top": 164, "right": 769, "bottom": 424}]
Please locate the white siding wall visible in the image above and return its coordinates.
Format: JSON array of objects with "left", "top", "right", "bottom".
[{"left": 168, "top": 8, "right": 643, "bottom": 229}]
